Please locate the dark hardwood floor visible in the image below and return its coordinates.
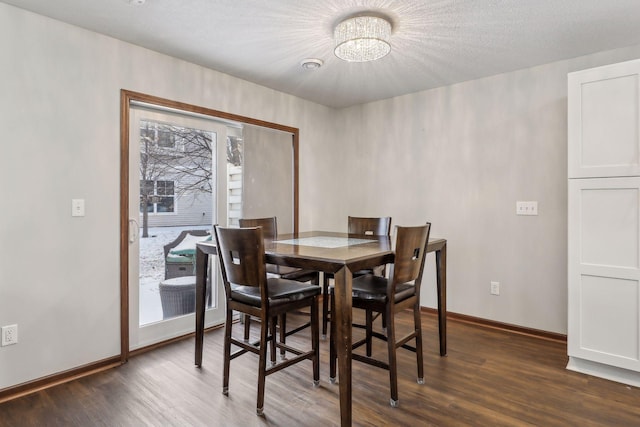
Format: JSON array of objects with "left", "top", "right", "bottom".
[{"left": 1, "top": 310, "right": 639, "bottom": 426}]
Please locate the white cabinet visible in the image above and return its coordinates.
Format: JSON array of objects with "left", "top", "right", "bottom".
[
  {"left": 568, "top": 60, "right": 640, "bottom": 178},
  {"left": 568, "top": 59, "right": 640, "bottom": 386}
]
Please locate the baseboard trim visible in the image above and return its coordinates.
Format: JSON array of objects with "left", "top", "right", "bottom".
[
  {"left": 421, "top": 307, "right": 567, "bottom": 343},
  {"left": 567, "top": 356, "right": 640, "bottom": 387},
  {"left": 130, "top": 323, "right": 225, "bottom": 358},
  {"left": 0, "top": 355, "right": 121, "bottom": 404},
  {"left": 0, "top": 323, "right": 225, "bottom": 404}
]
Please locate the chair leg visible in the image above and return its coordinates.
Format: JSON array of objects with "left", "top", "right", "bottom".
[
  {"left": 322, "top": 273, "right": 330, "bottom": 338},
  {"left": 222, "top": 309, "right": 233, "bottom": 396},
  {"left": 270, "top": 316, "right": 277, "bottom": 366},
  {"left": 386, "top": 307, "right": 399, "bottom": 407},
  {"left": 414, "top": 304, "right": 425, "bottom": 384},
  {"left": 329, "top": 290, "right": 337, "bottom": 383},
  {"left": 366, "top": 309, "right": 373, "bottom": 356},
  {"left": 311, "top": 296, "right": 320, "bottom": 386},
  {"left": 257, "top": 314, "right": 269, "bottom": 416},
  {"left": 279, "top": 314, "right": 287, "bottom": 359},
  {"left": 243, "top": 314, "right": 251, "bottom": 342}
]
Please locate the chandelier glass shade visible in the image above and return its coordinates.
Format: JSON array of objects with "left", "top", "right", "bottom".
[{"left": 334, "top": 16, "right": 391, "bottom": 62}]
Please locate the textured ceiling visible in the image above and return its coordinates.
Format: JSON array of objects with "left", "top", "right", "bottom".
[{"left": 3, "top": 0, "right": 640, "bottom": 108}]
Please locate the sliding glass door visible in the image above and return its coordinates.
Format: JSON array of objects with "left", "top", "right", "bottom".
[{"left": 128, "top": 105, "right": 231, "bottom": 349}]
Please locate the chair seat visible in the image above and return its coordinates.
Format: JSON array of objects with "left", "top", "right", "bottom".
[
  {"left": 231, "top": 278, "right": 321, "bottom": 307},
  {"left": 266, "top": 264, "right": 318, "bottom": 282},
  {"left": 351, "top": 274, "right": 416, "bottom": 303}
]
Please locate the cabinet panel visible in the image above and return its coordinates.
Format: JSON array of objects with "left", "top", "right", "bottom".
[
  {"left": 568, "top": 177, "right": 640, "bottom": 372},
  {"left": 568, "top": 59, "right": 640, "bottom": 178},
  {"left": 580, "top": 187, "right": 639, "bottom": 268},
  {"left": 579, "top": 275, "right": 638, "bottom": 362}
]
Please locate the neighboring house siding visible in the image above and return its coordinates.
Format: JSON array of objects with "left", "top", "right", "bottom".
[
  {"left": 142, "top": 191, "right": 213, "bottom": 227},
  {"left": 141, "top": 166, "right": 241, "bottom": 227},
  {"left": 228, "top": 165, "right": 242, "bottom": 227}
]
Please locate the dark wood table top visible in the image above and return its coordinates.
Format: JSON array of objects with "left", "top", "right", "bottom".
[
  {"left": 196, "top": 230, "right": 445, "bottom": 273},
  {"left": 264, "top": 231, "right": 393, "bottom": 273}
]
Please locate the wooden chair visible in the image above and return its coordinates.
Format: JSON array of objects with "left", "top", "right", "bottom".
[
  {"left": 322, "top": 216, "right": 392, "bottom": 337},
  {"left": 214, "top": 225, "right": 320, "bottom": 415},
  {"left": 239, "top": 217, "right": 320, "bottom": 345},
  {"left": 238, "top": 217, "right": 319, "bottom": 284},
  {"left": 329, "top": 223, "right": 431, "bottom": 408}
]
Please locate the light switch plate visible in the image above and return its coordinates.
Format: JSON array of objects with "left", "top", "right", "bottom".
[{"left": 516, "top": 201, "right": 538, "bottom": 216}]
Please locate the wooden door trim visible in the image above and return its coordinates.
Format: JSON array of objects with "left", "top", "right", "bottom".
[{"left": 120, "top": 89, "right": 300, "bottom": 361}]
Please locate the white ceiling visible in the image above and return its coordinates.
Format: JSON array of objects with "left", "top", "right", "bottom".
[{"left": 4, "top": 0, "right": 640, "bottom": 108}]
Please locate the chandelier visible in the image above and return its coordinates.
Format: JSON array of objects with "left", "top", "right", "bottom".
[{"left": 334, "top": 15, "right": 392, "bottom": 62}]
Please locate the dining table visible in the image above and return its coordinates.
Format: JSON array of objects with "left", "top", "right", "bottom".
[{"left": 194, "top": 230, "right": 447, "bottom": 427}]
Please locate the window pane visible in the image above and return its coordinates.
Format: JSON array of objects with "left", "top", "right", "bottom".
[
  {"left": 157, "top": 127, "right": 175, "bottom": 148},
  {"left": 140, "top": 125, "right": 154, "bottom": 142},
  {"left": 157, "top": 180, "right": 174, "bottom": 195},
  {"left": 156, "top": 197, "right": 174, "bottom": 213}
]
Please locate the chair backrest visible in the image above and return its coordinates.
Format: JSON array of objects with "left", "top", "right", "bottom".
[
  {"left": 239, "top": 217, "right": 277, "bottom": 240},
  {"left": 390, "top": 223, "right": 431, "bottom": 291},
  {"left": 348, "top": 216, "right": 392, "bottom": 236},
  {"left": 214, "top": 225, "right": 267, "bottom": 297}
]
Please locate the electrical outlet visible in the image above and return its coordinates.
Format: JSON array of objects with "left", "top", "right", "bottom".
[
  {"left": 1, "top": 324, "right": 18, "bottom": 346},
  {"left": 490, "top": 281, "right": 500, "bottom": 296}
]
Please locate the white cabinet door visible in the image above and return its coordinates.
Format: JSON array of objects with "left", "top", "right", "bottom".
[
  {"left": 568, "top": 59, "right": 640, "bottom": 178},
  {"left": 568, "top": 177, "right": 640, "bottom": 371}
]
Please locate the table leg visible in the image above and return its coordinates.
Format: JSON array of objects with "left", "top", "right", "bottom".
[
  {"left": 436, "top": 243, "right": 447, "bottom": 356},
  {"left": 333, "top": 266, "right": 353, "bottom": 427},
  {"left": 195, "top": 248, "right": 208, "bottom": 367}
]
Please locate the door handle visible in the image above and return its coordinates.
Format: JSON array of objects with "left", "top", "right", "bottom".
[{"left": 129, "top": 219, "right": 139, "bottom": 243}]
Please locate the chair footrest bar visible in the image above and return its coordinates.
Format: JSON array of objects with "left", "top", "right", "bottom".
[
  {"left": 284, "top": 322, "right": 312, "bottom": 337},
  {"left": 352, "top": 338, "right": 368, "bottom": 351},
  {"left": 352, "top": 353, "right": 390, "bottom": 370},
  {"left": 400, "top": 344, "right": 417, "bottom": 352},
  {"left": 275, "top": 342, "right": 306, "bottom": 356},
  {"left": 266, "top": 351, "right": 315, "bottom": 375},
  {"left": 396, "top": 332, "right": 417, "bottom": 349}
]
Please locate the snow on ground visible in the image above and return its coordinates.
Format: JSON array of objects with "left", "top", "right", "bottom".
[{"left": 138, "top": 225, "right": 211, "bottom": 325}]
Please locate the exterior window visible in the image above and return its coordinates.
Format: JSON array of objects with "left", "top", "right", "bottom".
[
  {"left": 140, "top": 121, "right": 176, "bottom": 149},
  {"left": 140, "top": 180, "right": 175, "bottom": 214},
  {"left": 157, "top": 128, "right": 176, "bottom": 148},
  {"left": 140, "top": 127, "right": 154, "bottom": 144},
  {"left": 155, "top": 180, "right": 175, "bottom": 212}
]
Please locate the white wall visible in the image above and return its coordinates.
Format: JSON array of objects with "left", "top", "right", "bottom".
[
  {"left": 0, "top": 3, "right": 333, "bottom": 390},
  {"left": 332, "top": 46, "right": 640, "bottom": 334},
  {"left": 3, "top": 0, "right": 640, "bottom": 391}
]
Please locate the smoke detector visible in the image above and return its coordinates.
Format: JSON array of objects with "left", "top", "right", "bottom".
[{"left": 300, "top": 58, "right": 324, "bottom": 70}]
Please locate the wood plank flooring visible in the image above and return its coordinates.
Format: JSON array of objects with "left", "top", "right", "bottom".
[{"left": 1, "top": 310, "right": 639, "bottom": 426}]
